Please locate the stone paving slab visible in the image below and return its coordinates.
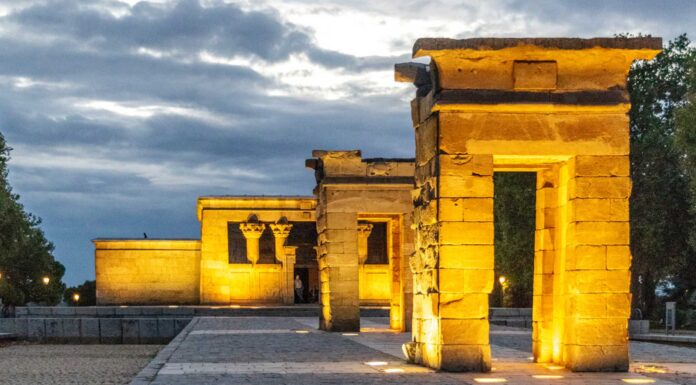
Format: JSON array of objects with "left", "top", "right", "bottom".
[{"left": 133, "top": 316, "right": 696, "bottom": 385}]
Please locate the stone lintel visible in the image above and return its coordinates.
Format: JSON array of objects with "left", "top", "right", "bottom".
[
  {"left": 436, "top": 89, "right": 628, "bottom": 106},
  {"left": 413, "top": 37, "right": 662, "bottom": 55}
]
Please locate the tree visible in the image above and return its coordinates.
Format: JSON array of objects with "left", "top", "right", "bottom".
[
  {"left": 0, "top": 131, "right": 65, "bottom": 313},
  {"left": 674, "top": 50, "right": 696, "bottom": 308},
  {"left": 628, "top": 34, "right": 696, "bottom": 319},
  {"left": 493, "top": 172, "right": 536, "bottom": 308},
  {"left": 63, "top": 280, "right": 96, "bottom": 306}
]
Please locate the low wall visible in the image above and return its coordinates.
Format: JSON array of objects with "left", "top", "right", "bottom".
[
  {"left": 0, "top": 317, "right": 191, "bottom": 344},
  {"left": 13, "top": 305, "right": 390, "bottom": 318},
  {"left": 95, "top": 239, "right": 201, "bottom": 305}
]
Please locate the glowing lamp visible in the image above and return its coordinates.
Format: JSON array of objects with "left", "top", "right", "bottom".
[
  {"left": 498, "top": 276, "right": 507, "bottom": 285},
  {"left": 474, "top": 379, "right": 507, "bottom": 383},
  {"left": 42, "top": 276, "right": 50, "bottom": 285},
  {"left": 383, "top": 368, "right": 404, "bottom": 373},
  {"left": 72, "top": 293, "right": 80, "bottom": 302},
  {"left": 621, "top": 380, "right": 655, "bottom": 384},
  {"left": 365, "top": 361, "right": 388, "bottom": 366}
]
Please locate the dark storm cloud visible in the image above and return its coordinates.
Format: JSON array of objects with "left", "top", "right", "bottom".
[{"left": 4, "top": 0, "right": 403, "bottom": 72}]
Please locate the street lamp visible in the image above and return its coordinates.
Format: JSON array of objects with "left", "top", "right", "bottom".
[
  {"left": 72, "top": 293, "right": 80, "bottom": 303},
  {"left": 42, "top": 276, "right": 50, "bottom": 285},
  {"left": 499, "top": 276, "right": 507, "bottom": 285}
]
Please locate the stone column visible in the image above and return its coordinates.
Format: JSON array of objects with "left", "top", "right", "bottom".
[
  {"left": 407, "top": 111, "right": 495, "bottom": 371},
  {"left": 270, "top": 224, "right": 293, "bottom": 263},
  {"left": 317, "top": 208, "right": 359, "bottom": 332},
  {"left": 270, "top": 223, "right": 295, "bottom": 305},
  {"left": 563, "top": 155, "right": 632, "bottom": 371},
  {"left": 357, "top": 223, "right": 373, "bottom": 265},
  {"left": 240, "top": 223, "right": 265, "bottom": 265}
]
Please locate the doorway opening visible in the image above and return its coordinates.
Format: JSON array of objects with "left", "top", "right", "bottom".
[{"left": 491, "top": 171, "right": 536, "bottom": 361}]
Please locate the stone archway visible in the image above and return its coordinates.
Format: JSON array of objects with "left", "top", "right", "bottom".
[{"left": 397, "top": 37, "right": 661, "bottom": 372}]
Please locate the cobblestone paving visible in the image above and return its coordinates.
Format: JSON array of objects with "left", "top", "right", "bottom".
[
  {"left": 0, "top": 342, "right": 161, "bottom": 385},
  {"left": 142, "top": 317, "right": 696, "bottom": 385}
]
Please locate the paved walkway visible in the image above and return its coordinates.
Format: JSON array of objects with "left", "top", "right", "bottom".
[{"left": 131, "top": 317, "right": 696, "bottom": 385}]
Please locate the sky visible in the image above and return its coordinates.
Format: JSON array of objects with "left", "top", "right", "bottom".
[{"left": 1, "top": 0, "right": 695, "bottom": 285}]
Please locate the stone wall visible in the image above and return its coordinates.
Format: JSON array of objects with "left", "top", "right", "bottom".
[
  {"left": 197, "top": 197, "right": 316, "bottom": 305},
  {"left": 95, "top": 240, "right": 201, "bottom": 305}
]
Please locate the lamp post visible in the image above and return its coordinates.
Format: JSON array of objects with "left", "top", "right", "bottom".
[
  {"left": 42, "top": 276, "right": 50, "bottom": 285},
  {"left": 498, "top": 275, "right": 509, "bottom": 307}
]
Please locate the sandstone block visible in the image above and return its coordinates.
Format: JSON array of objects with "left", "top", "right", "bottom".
[
  {"left": 570, "top": 198, "right": 628, "bottom": 222},
  {"left": 606, "top": 246, "right": 631, "bottom": 270},
  {"left": 439, "top": 175, "right": 493, "bottom": 198},
  {"left": 574, "top": 156, "right": 629, "bottom": 177},
  {"left": 439, "top": 198, "right": 493, "bottom": 222},
  {"left": 439, "top": 269, "right": 494, "bottom": 293},
  {"left": 570, "top": 177, "right": 631, "bottom": 199},
  {"left": 572, "top": 222, "right": 629, "bottom": 245},
  {"left": 439, "top": 245, "right": 494, "bottom": 269},
  {"left": 438, "top": 154, "right": 493, "bottom": 176},
  {"left": 440, "top": 344, "right": 492, "bottom": 372},
  {"left": 440, "top": 319, "right": 489, "bottom": 345},
  {"left": 439, "top": 222, "right": 494, "bottom": 245},
  {"left": 440, "top": 293, "right": 488, "bottom": 319},
  {"left": 565, "top": 343, "right": 629, "bottom": 372}
]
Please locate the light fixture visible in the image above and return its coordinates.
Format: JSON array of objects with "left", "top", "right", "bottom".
[
  {"left": 342, "top": 333, "right": 359, "bottom": 336},
  {"left": 498, "top": 276, "right": 507, "bottom": 285},
  {"left": 42, "top": 276, "right": 50, "bottom": 285},
  {"left": 168, "top": 305, "right": 179, "bottom": 308},
  {"left": 365, "top": 361, "right": 388, "bottom": 366},
  {"left": 532, "top": 375, "right": 564, "bottom": 379},
  {"left": 544, "top": 364, "right": 564, "bottom": 371},
  {"left": 295, "top": 330, "right": 309, "bottom": 334},
  {"left": 383, "top": 368, "right": 404, "bottom": 373},
  {"left": 474, "top": 378, "right": 507, "bottom": 383},
  {"left": 72, "top": 293, "right": 80, "bottom": 302},
  {"left": 621, "top": 379, "right": 655, "bottom": 384}
]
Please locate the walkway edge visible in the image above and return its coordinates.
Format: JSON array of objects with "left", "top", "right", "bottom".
[{"left": 129, "top": 317, "right": 200, "bottom": 385}]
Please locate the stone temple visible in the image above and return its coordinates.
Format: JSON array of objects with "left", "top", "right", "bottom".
[{"left": 94, "top": 37, "right": 662, "bottom": 372}]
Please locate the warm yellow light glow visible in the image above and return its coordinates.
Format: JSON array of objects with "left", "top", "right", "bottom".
[
  {"left": 0, "top": 272, "right": 3, "bottom": 279},
  {"left": 635, "top": 365, "right": 667, "bottom": 374},
  {"left": 545, "top": 364, "right": 565, "bottom": 371},
  {"left": 532, "top": 375, "right": 564, "bottom": 379},
  {"left": 383, "top": 368, "right": 405, "bottom": 373},
  {"left": 72, "top": 293, "right": 80, "bottom": 302},
  {"left": 365, "top": 361, "right": 388, "bottom": 366},
  {"left": 342, "top": 333, "right": 359, "bottom": 336},
  {"left": 120, "top": 305, "right": 128, "bottom": 308},
  {"left": 168, "top": 305, "right": 179, "bottom": 308},
  {"left": 474, "top": 378, "right": 507, "bottom": 383},
  {"left": 229, "top": 305, "right": 241, "bottom": 308},
  {"left": 42, "top": 276, "right": 50, "bottom": 285},
  {"left": 295, "top": 330, "right": 309, "bottom": 334},
  {"left": 621, "top": 379, "right": 656, "bottom": 384},
  {"left": 498, "top": 276, "right": 506, "bottom": 285}
]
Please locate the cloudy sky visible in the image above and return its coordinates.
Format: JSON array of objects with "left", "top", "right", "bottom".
[{"left": 1, "top": 0, "right": 695, "bottom": 285}]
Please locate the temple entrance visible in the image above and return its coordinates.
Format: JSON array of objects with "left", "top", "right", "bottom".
[{"left": 398, "top": 37, "right": 660, "bottom": 372}]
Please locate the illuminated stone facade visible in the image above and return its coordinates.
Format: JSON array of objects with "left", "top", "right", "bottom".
[
  {"left": 397, "top": 37, "right": 661, "bottom": 372},
  {"left": 95, "top": 153, "right": 415, "bottom": 332},
  {"left": 307, "top": 150, "right": 415, "bottom": 332}
]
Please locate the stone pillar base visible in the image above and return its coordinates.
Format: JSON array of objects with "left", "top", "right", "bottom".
[{"left": 407, "top": 342, "right": 491, "bottom": 372}]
